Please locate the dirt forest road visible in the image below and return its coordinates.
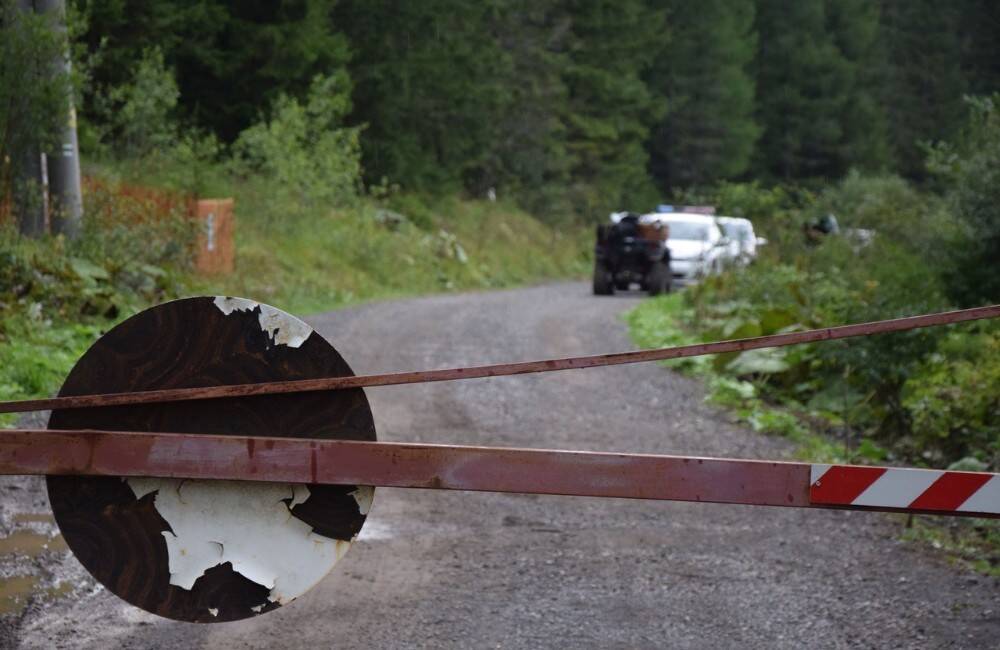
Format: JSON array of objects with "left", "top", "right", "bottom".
[{"left": 4, "top": 281, "right": 1000, "bottom": 648}]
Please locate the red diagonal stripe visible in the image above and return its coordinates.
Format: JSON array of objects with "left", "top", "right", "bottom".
[
  {"left": 810, "top": 466, "right": 887, "bottom": 505},
  {"left": 909, "top": 472, "right": 992, "bottom": 511}
]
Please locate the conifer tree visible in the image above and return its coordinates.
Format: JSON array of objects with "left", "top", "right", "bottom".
[
  {"left": 334, "top": 0, "right": 510, "bottom": 191},
  {"left": 559, "top": 0, "right": 667, "bottom": 216},
  {"left": 878, "top": 0, "right": 966, "bottom": 180},
  {"left": 647, "top": 0, "right": 759, "bottom": 190},
  {"left": 826, "top": 0, "right": 889, "bottom": 172},
  {"left": 753, "top": 0, "right": 852, "bottom": 180}
]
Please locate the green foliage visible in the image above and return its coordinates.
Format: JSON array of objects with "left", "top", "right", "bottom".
[
  {"left": 0, "top": 175, "right": 196, "bottom": 422},
  {"left": 234, "top": 73, "right": 361, "bottom": 209},
  {"left": 648, "top": 0, "right": 759, "bottom": 188},
  {"left": 75, "top": 0, "right": 350, "bottom": 142},
  {"left": 960, "top": 1, "right": 1000, "bottom": 97},
  {"left": 630, "top": 168, "right": 998, "bottom": 472},
  {"left": 191, "top": 187, "right": 589, "bottom": 316},
  {"left": 0, "top": 316, "right": 102, "bottom": 428},
  {"left": 903, "top": 325, "right": 1000, "bottom": 468},
  {"left": 878, "top": 0, "right": 967, "bottom": 180},
  {"left": 927, "top": 95, "right": 1000, "bottom": 307},
  {"left": 334, "top": 0, "right": 510, "bottom": 194},
  {"left": 102, "top": 47, "right": 179, "bottom": 157},
  {"left": 475, "top": 1, "right": 573, "bottom": 220},
  {"left": 901, "top": 517, "right": 1000, "bottom": 577},
  {"left": 754, "top": 0, "right": 852, "bottom": 180},
  {"left": 815, "top": 172, "right": 956, "bottom": 261},
  {"left": 0, "top": 0, "right": 73, "bottom": 207},
  {"left": 66, "top": 0, "right": 1000, "bottom": 201},
  {"left": 0, "top": 181, "right": 192, "bottom": 323},
  {"left": 825, "top": 0, "right": 889, "bottom": 173},
  {"left": 560, "top": 0, "right": 667, "bottom": 219},
  {"left": 624, "top": 293, "right": 709, "bottom": 373}
]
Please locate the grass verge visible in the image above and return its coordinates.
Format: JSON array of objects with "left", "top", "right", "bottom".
[
  {"left": 625, "top": 293, "right": 842, "bottom": 462},
  {"left": 625, "top": 293, "right": 999, "bottom": 576},
  {"left": 1, "top": 190, "right": 588, "bottom": 425}
]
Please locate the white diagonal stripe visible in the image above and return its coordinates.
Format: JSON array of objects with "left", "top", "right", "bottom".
[
  {"left": 957, "top": 475, "right": 1000, "bottom": 515},
  {"left": 852, "top": 468, "right": 942, "bottom": 508},
  {"left": 810, "top": 464, "right": 832, "bottom": 485}
]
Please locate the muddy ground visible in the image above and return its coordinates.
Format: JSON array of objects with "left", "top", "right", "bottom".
[{"left": 1, "top": 282, "right": 997, "bottom": 648}]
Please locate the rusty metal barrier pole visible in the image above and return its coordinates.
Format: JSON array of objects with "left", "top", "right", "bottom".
[
  {"left": 2, "top": 303, "right": 998, "bottom": 414},
  {"left": 1, "top": 429, "right": 997, "bottom": 519}
]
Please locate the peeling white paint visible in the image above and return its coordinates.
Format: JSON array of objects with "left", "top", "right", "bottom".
[
  {"left": 213, "top": 296, "right": 259, "bottom": 315},
  {"left": 251, "top": 604, "right": 264, "bottom": 613},
  {"left": 349, "top": 486, "right": 375, "bottom": 516},
  {"left": 257, "top": 304, "right": 313, "bottom": 348},
  {"left": 212, "top": 297, "right": 313, "bottom": 348},
  {"left": 127, "top": 478, "right": 352, "bottom": 605},
  {"left": 289, "top": 485, "right": 311, "bottom": 509},
  {"left": 208, "top": 608, "right": 219, "bottom": 617}
]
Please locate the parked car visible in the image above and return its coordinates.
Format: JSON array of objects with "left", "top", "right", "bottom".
[
  {"left": 651, "top": 213, "right": 728, "bottom": 286},
  {"left": 593, "top": 213, "right": 672, "bottom": 296},
  {"left": 715, "top": 216, "right": 763, "bottom": 265}
]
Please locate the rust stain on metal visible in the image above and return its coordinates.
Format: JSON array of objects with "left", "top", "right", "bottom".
[
  {"left": 3, "top": 428, "right": 997, "bottom": 519},
  {"left": 1, "top": 304, "right": 997, "bottom": 414}
]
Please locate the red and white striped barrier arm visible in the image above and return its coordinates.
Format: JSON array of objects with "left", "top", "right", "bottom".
[
  {"left": 810, "top": 464, "right": 1000, "bottom": 515},
  {"left": 1, "top": 429, "right": 998, "bottom": 519}
]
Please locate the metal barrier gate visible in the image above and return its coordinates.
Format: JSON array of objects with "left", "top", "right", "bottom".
[{"left": 1, "top": 297, "right": 997, "bottom": 622}]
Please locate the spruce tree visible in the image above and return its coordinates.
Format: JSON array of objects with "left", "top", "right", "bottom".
[
  {"left": 826, "top": 0, "right": 889, "bottom": 173},
  {"left": 77, "top": 0, "right": 350, "bottom": 142},
  {"left": 334, "top": 0, "right": 511, "bottom": 192},
  {"left": 470, "top": 0, "right": 573, "bottom": 214},
  {"left": 559, "top": 0, "right": 667, "bottom": 217},
  {"left": 878, "top": 0, "right": 966, "bottom": 180},
  {"left": 647, "top": 0, "right": 759, "bottom": 190},
  {"left": 753, "top": 0, "right": 852, "bottom": 181},
  {"left": 959, "top": 0, "right": 1000, "bottom": 96}
]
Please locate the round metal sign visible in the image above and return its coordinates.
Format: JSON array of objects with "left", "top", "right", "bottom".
[{"left": 47, "top": 297, "right": 376, "bottom": 622}]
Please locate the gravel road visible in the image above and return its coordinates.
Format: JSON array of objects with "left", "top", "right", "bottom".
[{"left": 2, "top": 282, "right": 998, "bottom": 648}]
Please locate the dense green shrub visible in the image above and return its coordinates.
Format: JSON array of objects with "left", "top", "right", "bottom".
[
  {"left": 100, "top": 47, "right": 180, "bottom": 158},
  {"left": 904, "top": 324, "right": 1000, "bottom": 467},
  {"left": 927, "top": 95, "right": 1000, "bottom": 307},
  {"left": 0, "top": 178, "right": 193, "bottom": 324},
  {"left": 670, "top": 168, "right": 996, "bottom": 468},
  {"left": 233, "top": 73, "right": 362, "bottom": 212}
]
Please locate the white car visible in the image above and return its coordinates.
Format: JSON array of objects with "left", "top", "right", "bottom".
[
  {"left": 648, "top": 213, "right": 729, "bottom": 286},
  {"left": 715, "top": 216, "right": 762, "bottom": 265}
]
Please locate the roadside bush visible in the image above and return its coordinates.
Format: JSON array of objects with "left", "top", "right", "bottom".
[
  {"left": 234, "top": 73, "right": 362, "bottom": 212},
  {"left": 927, "top": 94, "right": 1000, "bottom": 307},
  {"left": 0, "top": 177, "right": 192, "bottom": 324},
  {"left": 903, "top": 324, "right": 1000, "bottom": 468},
  {"left": 670, "top": 169, "right": 977, "bottom": 467},
  {"left": 101, "top": 47, "right": 179, "bottom": 159},
  {"left": 816, "top": 171, "right": 958, "bottom": 268}
]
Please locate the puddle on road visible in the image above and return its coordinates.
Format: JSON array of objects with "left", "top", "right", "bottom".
[
  {"left": 0, "top": 530, "right": 68, "bottom": 558},
  {"left": 12, "top": 513, "right": 55, "bottom": 525},
  {"left": 0, "top": 576, "right": 72, "bottom": 615},
  {"left": 0, "top": 511, "right": 74, "bottom": 618},
  {"left": 0, "top": 576, "right": 38, "bottom": 615}
]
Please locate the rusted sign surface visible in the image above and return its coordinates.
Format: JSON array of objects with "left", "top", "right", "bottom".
[{"left": 42, "top": 297, "right": 376, "bottom": 623}]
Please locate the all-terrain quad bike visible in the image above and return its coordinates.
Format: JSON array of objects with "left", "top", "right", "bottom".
[{"left": 593, "top": 213, "right": 671, "bottom": 296}]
